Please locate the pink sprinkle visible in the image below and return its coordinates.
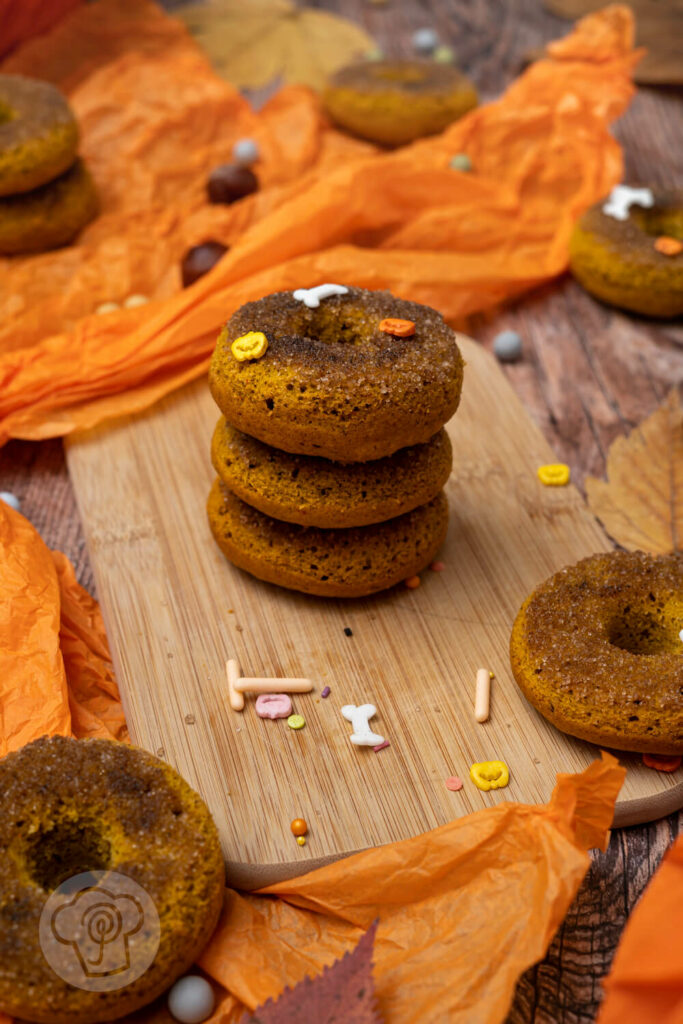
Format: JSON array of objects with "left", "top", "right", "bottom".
[
  {"left": 430, "top": 561, "right": 445, "bottom": 572},
  {"left": 373, "top": 740, "right": 390, "bottom": 753},
  {"left": 445, "top": 776, "right": 463, "bottom": 791},
  {"left": 321, "top": 686, "right": 331, "bottom": 698},
  {"left": 255, "top": 693, "right": 292, "bottom": 719}
]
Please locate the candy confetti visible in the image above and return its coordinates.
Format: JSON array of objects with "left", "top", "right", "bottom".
[
  {"left": 255, "top": 693, "right": 293, "bottom": 719},
  {"left": 537, "top": 463, "right": 570, "bottom": 487}
]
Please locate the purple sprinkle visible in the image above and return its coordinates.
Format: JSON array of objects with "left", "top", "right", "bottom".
[
  {"left": 373, "top": 740, "right": 390, "bottom": 753},
  {"left": 321, "top": 686, "right": 331, "bottom": 699}
]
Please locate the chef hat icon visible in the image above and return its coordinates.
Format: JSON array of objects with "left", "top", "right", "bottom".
[{"left": 51, "top": 886, "right": 144, "bottom": 979}]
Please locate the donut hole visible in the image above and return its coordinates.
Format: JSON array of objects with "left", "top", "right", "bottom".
[
  {"left": 630, "top": 206, "right": 683, "bottom": 241},
  {"left": 370, "top": 65, "right": 428, "bottom": 86},
  {"left": 25, "top": 820, "right": 111, "bottom": 892},
  {"left": 607, "top": 603, "right": 680, "bottom": 656},
  {"left": 294, "top": 305, "right": 375, "bottom": 347}
]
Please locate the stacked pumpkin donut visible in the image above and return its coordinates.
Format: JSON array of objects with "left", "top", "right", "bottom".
[
  {"left": 207, "top": 285, "right": 465, "bottom": 597},
  {"left": 0, "top": 75, "right": 98, "bottom": 254}
]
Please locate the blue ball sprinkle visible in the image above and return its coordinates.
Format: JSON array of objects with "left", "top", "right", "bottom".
[
  {"left": 0, "top": 491, "right": 21, "bottom": 511},
  {"left": 412, "top": 27, "right": 438, "bottom": 55},
  {"left": 492, "top": 330, "right": 523, "bottom": 363}
]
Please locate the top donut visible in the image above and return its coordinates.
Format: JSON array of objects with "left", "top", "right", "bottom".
[{"left": 209, "top": 286, "right": 465, "bottom": 462}]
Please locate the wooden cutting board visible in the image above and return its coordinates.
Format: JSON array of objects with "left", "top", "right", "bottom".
[{"left": 66, "top": 336, "right": 683, "bottom": 889}]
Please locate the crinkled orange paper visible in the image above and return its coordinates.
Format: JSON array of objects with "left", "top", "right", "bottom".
[
  {"left": 0, "top": 1, "right": 640, "bottom": 445},
  {"left": 598, "top": 834, "right": 683, "bottom": 1024},
  {"left": 0, "top": 499, "right": 627, "bottom": 1023}
]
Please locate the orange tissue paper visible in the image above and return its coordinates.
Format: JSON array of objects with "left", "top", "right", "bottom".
[{"left": 0, "top": 1, "right": 640, "bottom": 446}]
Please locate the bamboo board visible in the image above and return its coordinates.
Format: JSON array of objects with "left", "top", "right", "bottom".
[{"left": 66, "top": 337, "right": 683, "bottom": 889}]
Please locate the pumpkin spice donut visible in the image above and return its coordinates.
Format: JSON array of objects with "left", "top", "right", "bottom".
[
  {"left": 322, "top": 60, "right": 478, "bottom": 146},
  {"left": 510, "top": 550, "right": 683, "bottom": 755},
  {"left": 0, "top": 74, "right": 78, "bottom": 196},
  {"left": 0, "top": 735, "right": 225, "bottom": 1024},
  {"left": 207, "top": 479, "right": 449, "bottom": 598},
  {"left": 209, "top": 286, "right": 465, "bottom": 463},
  {"left": 0, "top": 157, "right": 98, "bottom": 254},
  {"left": 211, "top": 416, "right": 453, "bottom": 528},
  {"left": 569, "top": 186, "right": 683, "bottom": 318}
]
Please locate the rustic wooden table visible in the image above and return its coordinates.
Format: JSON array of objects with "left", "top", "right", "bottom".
[{"left": 1, "top": 2, "right": 681, "bottom": 1021}]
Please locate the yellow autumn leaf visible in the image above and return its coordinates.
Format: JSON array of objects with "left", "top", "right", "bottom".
[
  {"left": 586, "top": 389, "right": 683, "bottom": 554},
  {"left": 177, "top": 0, "right": 374, "bottom": 91}
]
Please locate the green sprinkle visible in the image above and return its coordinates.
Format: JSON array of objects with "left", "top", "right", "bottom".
[{"left": 288, "top": 714, "right": 306, "bottom": 730}]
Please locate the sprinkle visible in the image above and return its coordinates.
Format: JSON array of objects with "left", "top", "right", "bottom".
[
  {"left": 474, "top": 667, "right": 491, "bottom": 723},
  {"left": 602, "top": 185, "right": 653, "bottom": 221},
  {"left": 492, "top": 329, "right": 522, "bottom": 362},
  {"left": 654, "top": 236, "right": 683, "bottom": 257},
  {"left": 680, "top": 629, "right": 683, "bottom": 644},
  {"left": 288, "top": 713, "right": 306, "bottom": 730},
  {"left": 168, "top": 975, "right": 215, "bottom": 1024},
  {"left": 226, "top": 660, "right": 312, "bottom": 711},
  {"left": 344, "top": 626, "right": 353, "bottom": 636},
  {"left": 232, "top": 137, "right": 260, "bottom": 166},
  {"left": 94, "top": 301, "right": 120, "bottom": 315},
  {"left": 642, "top": 753, "right": 682, "bottom": 773},
  {"left": 290, "top": 817, "right": 308, "bottom": 836},
  {"left": 231, "top": 331, "right": 268, "bottom": 362},
  {"left": 430, "top": 561, "right": 445, "bottom": 572},
  {"left": 470, "top": 760, "right": 509, "bottom": 791},
  {"left": 123, "top": 294, "right": 149, "bottom": 309},
  {"left": 373, "top": 740, "right": 390, "bottom": 753},
  {"left": 184, "top": 714, "right": 195, "bottom": 725},
  {"left": 433, "top": 45, "right": 455, "bottom": 63},
  {"left": 0, "top": 491, "right": 21, "bottom": 511},
  {"left": 296, "top": 836, "right": 306, "bottom": 846},
  {"left": 321, "top": 686, "right": 331, "bottom": 699},
  {"left": 364, "top": 46, "right": 384, "bottom": 60},
  {"left": 537, "top": 463, "right": 570, "bottom": 487},
  {"left": 412, "top": 26, "right": 438, "bottom": 54},
  {"left": 449, "top": 153, "right": 472, "bottom": 172},
  {"left": 379, "top": 317, "right": 415, "bottom": 337},
  {"left": 293, "top": 284, "right": 348, "bottom": 308},
  {"left": 404, "top": 575, "right": 421, "bottom": 589},
  {"left": 445, "top": 776, "right": 463, "bottom": 792},
  {"left": 255, "top": 693, "right": 292, "bottom": 719},
  {"left": 342, "top": 704, "right": 384, "bottom": 746}
]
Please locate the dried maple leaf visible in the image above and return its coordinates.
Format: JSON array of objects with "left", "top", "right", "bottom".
[
  {"left": 177, "top": 0, "right": 373, "bottom": 91},
  {"left": 239, "top": 920, "right": 382, "bottom": 1024},
  {"left": 586, "top": 389, "right": 683, "bottom": 554}
]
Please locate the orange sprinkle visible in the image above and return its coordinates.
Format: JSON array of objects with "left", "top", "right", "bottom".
[
  {"left": 643, "top": 753, "right": 682, "bottom": 773},
  {"left": 379, "top": 318, "right": 415, "bottom": 337},
  {"left": 404, "top": 575, "right": 421, "bottom": 589},
  {"left": 290, "top": 817, "right": 308, "bottom": 836},
  {"left": 654, "top": 236, "right": 683, "bottom": 257}
]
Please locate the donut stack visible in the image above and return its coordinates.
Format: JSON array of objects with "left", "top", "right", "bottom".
[
  {"left": 207, "top": 285, "right": 465, "bottom": 597},
  {"left": 0, "top": 74, "right": 98, "bottom": 254}
]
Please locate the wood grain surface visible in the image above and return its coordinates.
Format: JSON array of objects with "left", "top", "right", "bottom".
[
  {"left": 1, "top": 1, "right": 682, "bottom": 1021},
  {"left": 64, "top": 334, "right": 683, "bottom": 888}
]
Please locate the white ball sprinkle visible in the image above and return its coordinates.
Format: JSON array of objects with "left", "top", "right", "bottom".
[
  {"left": 123, "top": 294, "right": 149, "bottom": 309},
  {"left": 0, "top": 491, "right": 21, "bottom": 511},
  {"left": 412, "top": 27, "right": 438, "bottom": 55},
  {"left": 492, "top": 329, "right": 523, "bottom": 363},
  {"left": 94, "top": 301, "right": 120, "bottom": 315},
  {"left": 167, "top": 975, "right": 215, "bottom": 1024},
  {"left": 449, "top": 153, "right": 472, "bottom": 172},
  {"left": 232, "top": 137, "right": 260, "bottom": 166}
]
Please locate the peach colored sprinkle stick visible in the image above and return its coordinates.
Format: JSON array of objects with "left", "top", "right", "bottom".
[
  {"left": 474, "top": 667, "right": 491, "bottom": 723},
  {"left": 226, "top": 659, "right": 313, "bottom": 711}
]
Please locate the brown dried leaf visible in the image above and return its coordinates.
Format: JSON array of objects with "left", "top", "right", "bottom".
[
  {"left": 543, "top": 0, "right": 683, "bottom": 84},
  {"left": 177, "top": 0, "right": 373, "bottom": 91},
  {"left": 238, "top": 920, "right": 382, "bottom": 1024},
  {"left": 586, "top": 389, "right": 683, "bottom": 554}
]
